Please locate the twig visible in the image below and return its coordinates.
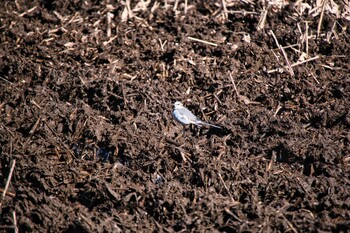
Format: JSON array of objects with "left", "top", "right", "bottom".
[
  {"left": 140, "top": 0, "right": 147, "bottom": 10},
  {"left": 229, "top": 73, "right": 259, "bottom": 105},
  {"left": 266, "top": 151, "right": 277, "bottom": 172},
  {"left": 15, "top": 0, "right": 20, "bottom": 11},
  {"left": 180, "top": 151, "right": 188, "bottom": 163},
  {"left": 126, "top": 0, "right": 133, "bottom": 19},
  {"left": 270, "top": 30, "right": 294, "bottom": 77},
  {"left": 159, "top": 39, "right": 167, "bottom": 51},
  {"left": 0, "top": 188, "right": 15, "bottom": 197},
  {"left": 105, "top": 182, "right": 120, "bottom": 201},
  {"left": 224, "top": 208, "right": 243, "bottom": 222},
  {"left": 221, "top": 0, "right": 228, "bottom": 20},
  {"left": 305, "top": 21, "right": 309, "bottom": 56},
  {"left": 173, "top": 0, "right": 179, "bottom": 11},
  {"left": 29, "top": 118, "right": 41, "bottom": 135},
  {"left": 228, "top": 10, "right": 258, "bottom": 15},
  {"left": 106, "top": 12, "right": 114, "bottom": 38},
  {"left": 257, "top": 8, "right": 268, "bottom": 31},
  {"left": 218, "top": 172, "right": 235, "bottom": 202},
  {"left": 290, "top": 56, "right": 320, "bottom": 67},
  {"left": 12, "top": 211, "right": 18, "bottom": 233},
  {"left": 281, "top": 214, "right": 298, "bottom": 233},
  {"left": 267, "top": 56, "right": 319, "bottom": 74},
  {"left": 230, "top": 74, "right": 239, "bottom": 94},
  {"left": 0, "top": 124, "right": 15, "bottom": 138},
  {"left": 151, "top": 1, "right": 160, "bottom": 12},
  {"left": 317, "top": 0, "right": 327, "bottom": 38},
  {"left": 273, "top": 104, "right": 282, "bottom": 117},
  {"left": 19, "top": 6, "right": 37, "bottom": 17},
  {"left": 188, "top": 36, "right": 218, "bottom": 47},
  {"left": 30, "top": 99, "right": 42, "bottom": 109},
  {"left": 343, "top": 155, "right": 350, "bottom": 163},
  {"left": 0, "top": 76, "right": 13, "bottom": 85},
  {"left": 103, "top": 35, "right": 118, "bottom": 46},
  {"left": 0, "top": 160, "right": 16, "bottom": 208}
]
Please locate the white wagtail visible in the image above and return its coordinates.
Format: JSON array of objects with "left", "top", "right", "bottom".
[{"left": 172, "top": 101, "right": 221, "bottom": 129}]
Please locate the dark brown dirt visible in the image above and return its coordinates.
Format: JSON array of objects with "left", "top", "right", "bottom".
[{"left": 1, "top": 1, "right": 349, "bottom": 232}]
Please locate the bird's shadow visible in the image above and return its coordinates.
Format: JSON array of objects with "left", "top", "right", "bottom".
[{"left": 190, "top": 125, "right": 232, "bottom": 137}]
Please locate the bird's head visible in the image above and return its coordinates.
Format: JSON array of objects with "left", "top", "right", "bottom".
[{"left": 173, "top": 101, "right": 184, "bottom": 109}]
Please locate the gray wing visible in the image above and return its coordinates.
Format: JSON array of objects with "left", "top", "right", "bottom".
[
  {"left": 172, "top": 107, "right": 199, "bottom": 125},
  {"left": 179, "top": 107, "right": 198, "bottom": 122},
  {"left": 180, "top": 108, "right": 221, "bottom": 128}
]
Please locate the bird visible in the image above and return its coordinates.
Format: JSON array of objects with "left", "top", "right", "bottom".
[{"left": 172, "top": 101, "right": 221, "bottom": 129}]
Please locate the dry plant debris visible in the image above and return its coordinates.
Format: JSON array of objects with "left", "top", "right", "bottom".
[{"left": 0, "top": 0, "right": 349, "bottom": 232}]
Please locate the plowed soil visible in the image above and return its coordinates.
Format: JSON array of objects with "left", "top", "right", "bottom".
[{"left": 1, "top": 1, "right": 349, "bottom": 232}]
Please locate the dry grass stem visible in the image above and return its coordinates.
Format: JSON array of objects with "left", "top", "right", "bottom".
[
  {"left": 218, "top": 172, "right": 236, "bottom": 202},
  {"left": 273, "top": 105, "right": 282, "bottom": 117},
  {"left": 257, "top": 8, "right": 268, "bottom": 31},
  {"left": 343, "top": 155, "right": 350, "bottom": 164},
  {"left": 267, "top": 151, "right": 277, "bottom": 172},
  {"left": 174, "top": 0, "right": 179, "bottom": 11},
  {"left": 159, "top": 39, "right": 167, "bottom": 51},
  {"left": 228, "top": 10, "right": 258, "bottom": 15},
  {"left": 0, "top": 188, "right": 15, "bottom": 198},
  {"left": 0, "top": 76, "right": 13, "bottom": 85},
  {"left": 317, "top": 0, "right": 327, "bottom": 38},
  {"left": 126, "top": 0, "right": 133, "bottom": 19},
  {"left": 12, "top": 211, "right": 18, "bottom": 233},
  {"left": 267, "top": 56, "right": 319, "bottom": 74},
  {"left": 221, "top": 0, "right": 228, "bottom": 20},
  {"left": 18, "top": 6, "right": 37, "bottom": 17},
  {"left": 270, "top": 30, "right": 294, "bottom": 77},
  {"left": 29, "top": 118, "right": 41, "bottom": 135},
  {"left": 281, "top": 214, "right": 299, "bottom": 233},
  {"left": 15, "top": 0, "right": 20, "bottom": 10},
  {"left": 0, "top": 160, "right": 16, "bottom": 208},
  {"left": 188, "top": 37, "right": 218, "bottom": 47},
  {"left": 305, "top": 21, "right": 309, "bottom": 56},
  {"left": 107, "top": 12, "right": 114, "bottom": 38},
  {"left": 291, "top": 56, "right": 320, "bottom": 67},
  {"left": 30, "top": 99, "right": 42, "bottom": 109},
  {"left": 224, "top": 208, "right": 243, "bottom": 222},
  {"left": 229, "top": 73, "right": 260, "bottom": 105},
  {"left": 103, "top": 35, "right": 118, "bottom": 46}
]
